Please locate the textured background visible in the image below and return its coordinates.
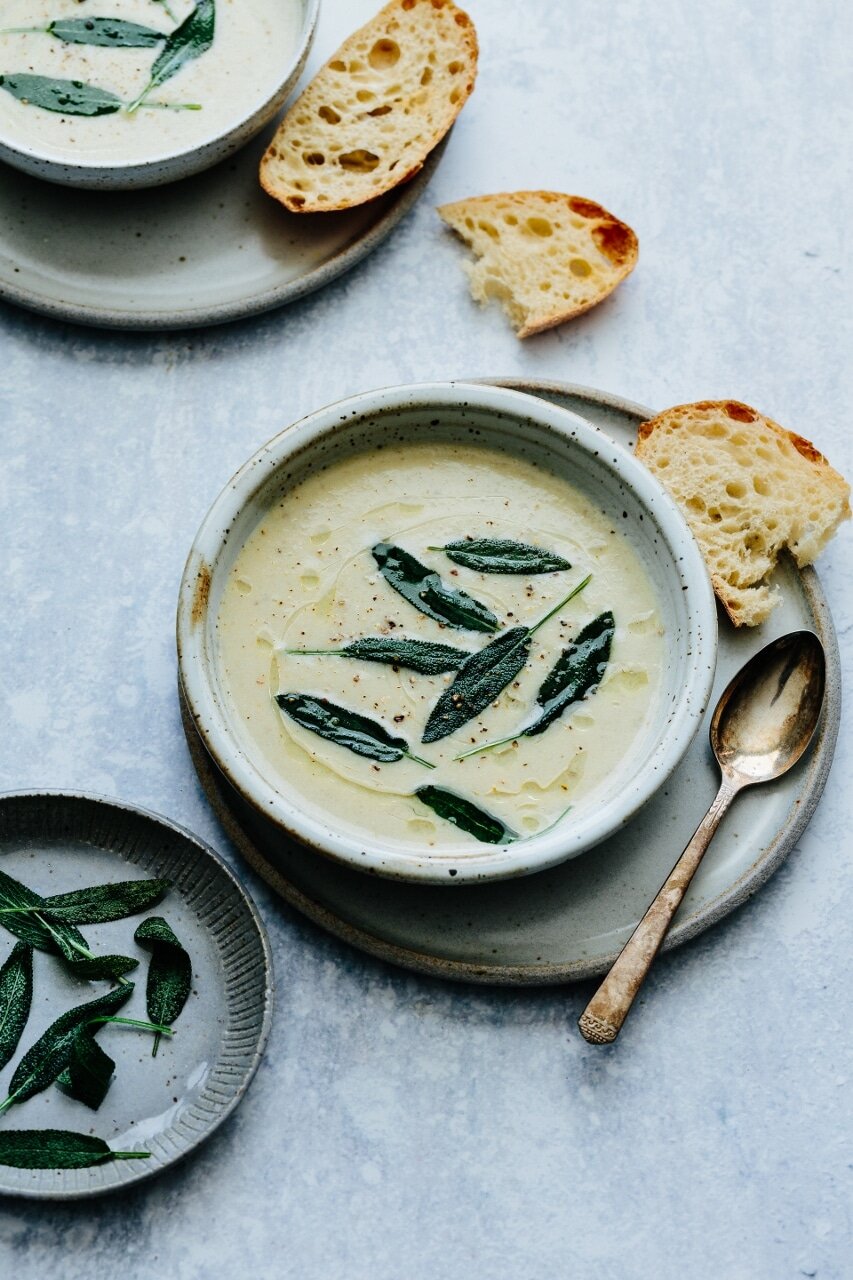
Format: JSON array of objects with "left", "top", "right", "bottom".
[{"left": 1, "top": 0, "right": 851, "bottom": 1276}]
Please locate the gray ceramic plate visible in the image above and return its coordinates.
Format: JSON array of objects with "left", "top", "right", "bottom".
[
  {"left": 0, "top": 792, "right": 273, "bottom": 1199},
  {"left": 0, "top": 0, "right": 448, "bottom": 331},
  {"left": 181, "top": 381, "right": 840, "bottom": 986}
]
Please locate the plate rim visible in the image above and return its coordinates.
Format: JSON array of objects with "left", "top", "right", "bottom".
[
  {"left": 0, "top": 788, "right": 274, "bottom": 1200},
  {"left": 180, "top": 379, "right": 841, "bottom": 986},
  {"left": 0, "top": 135, "right": 447, "bottom": 332}
]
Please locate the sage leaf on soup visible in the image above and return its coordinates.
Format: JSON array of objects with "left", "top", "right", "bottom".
[
  {"left": 422, "top": 626, "right": 531, "bottom": 743},
  {"left": 45, "top": 19, "right": 166, "bottom": 48},
  {"left": 41, "top": 878, "right": 172, "bottom": 926},
  {"left": 128, "top": 0, "right": 215, "bottom": 111},
  {"left": 0, "top": 942, "right": 33, "bottom": 1071},
  {"left": 528, "top": 610, "right": 616, "bottom": 735},
  {"left": 0, "top": 984, "right": 133, "bottom": 1114},
  {"left": 0, "top": 1130, "right": 149, "bottom": 1170},
  {"left": 284, "top": 637, "right": 471, "bottom": 675},
  {"left": 0, "top": 74, "right": 124, "bottom": 116},
  {"left": 372, "top": 543, "right": 499, "bottom": 634},
  {"left": 456, "top": 609, "right": 615, "bottom": 759},
  {"left": 276, "top": 693, "right": 435, "bottom": 770},
  {"left": 423, "top": 576, "right": 592, "bottom": 744},
  {"left": 414, "top": 787, "right": 515, "bottom": 846},
  {"left": 134, "top": 918, "right": 191, "bottom": 1056},
  {"left": 432, "top": 538, "right": 572, "bottom": 575},
  {"left": 56, "top": 1027, "right": 115, "bottom": 1111}
]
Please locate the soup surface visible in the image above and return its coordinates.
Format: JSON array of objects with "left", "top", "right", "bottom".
[
  {"left": 0, "top": 0, "right": 300, "bottom": 164},
  {"left": 216, "top": 441, "right": 665, "bottom": 852}
]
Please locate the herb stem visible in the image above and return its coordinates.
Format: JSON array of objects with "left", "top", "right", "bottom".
[
  {"left": 141, "top": 100, "right": 202, "bottom": 111},
  {"left": 112, "top": 1151, "right": 152, "bottom": 1160},
  {"left": 404, "top": 750, "right": 437, "bottom": 770},
  {"left": 0, "top": 1087, "right": 22, "bottom": 1117},
  {"left": 89, "top": 1015, "right": 173, "bottom": 1037},
  {"left": 528, "top": 574, "right": 592, "bottom": 638},
  {"left": 281, "top": 649, "right": 339, "bottom": 657},
  {"left": 454, "top": 731, "right": 522, "bottom": 762},
  {"left": 125, "top": 85, "right": 153, "bottom": 114},
  {"left": 0, "top": 27, "right": 48, "bottom": 36}
]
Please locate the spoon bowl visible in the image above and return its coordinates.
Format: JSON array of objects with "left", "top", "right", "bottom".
[{"left": 711, "top": 631, "right": 826, "bottom": 787}]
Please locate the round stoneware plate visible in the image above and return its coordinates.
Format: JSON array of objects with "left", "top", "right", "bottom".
[
  {"left": 180, "top": 381, "right": 840, "bottom": 986},
  {"left": 0, "top": 0, "right": 448, "bottom": 330},
  {"left": 0, "top": 792, "right": 273, "bottom": 1199}
]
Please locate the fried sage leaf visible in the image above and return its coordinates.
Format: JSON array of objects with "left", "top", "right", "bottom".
[
  {"left": 0, "top": 74, "right": 123, "bottom": 116},
  {"left": 422, "top": 627, "right": 531, "bottom": 743},
  {"left": 283, "top": 637, "right": 471, "bottom": 675},
  {"left": 41, "top": 878, "right": 171, "bottom": 926},
  {"left": 0, "top": 866, "right": 139, "bottom": 980},
  {"left": 46, "top": 18, "right": 166, "bottom": 47},
  {"left": 134, "top": 918, "right": 191, "bottom": 1056},
  {"left": 0, "top": 942, "right": 32, "bottom": 1071},
  {"left": 56, "top": 1027, "right": 115, "bottom": 1111},
  {"left": 0, "top": 865, "right": 90, "bottom": 957},
  {"left": 456, "top": 609, "right": 615, "bottom": 759},
  {"left": 1, "top": 984, "right": 133, "bottom": 1113},
  {"left": 423, "top": 576, "right": 592, "bottom": 744},
  {"left": 129, "top": 0, "right": 215, "bottom": 110},
  {"left": 372, "top": 543, "right": 498, "bottom": 634},
  {"left": 432, "top": 538, "right": 572, "bottom": 575},
  {"left": 528, "top": 610, "right": 616, "bottom": 735},
  {"left": 0, "top": 1130, "right": 149, "bottom": 1170},
  {"left": 61, "top": 953, "right": 139, "bottom": 981},
  {"left": 414, "top": 787, "right": 515, "bottom": 846},
  {"left": 276, "top": 693, "right": 434, "bottom": 769}
]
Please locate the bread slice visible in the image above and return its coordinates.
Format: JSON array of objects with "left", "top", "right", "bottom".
[
  {"left": 437, "top": 191, "right": 638, "bottom": 337},
  {"left": 260, "top": 0, "right": 477, "bottom": 213},
  {"left": 636, "top": 400, "right": 850, "bottom": 626}
]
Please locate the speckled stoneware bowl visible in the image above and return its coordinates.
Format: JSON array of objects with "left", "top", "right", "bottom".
[
  {"left": 177, "top": 382, "right": 718, "bottom": 885},
  {"left": 0, "top": 0, "right": 319, "bottom": 190}
]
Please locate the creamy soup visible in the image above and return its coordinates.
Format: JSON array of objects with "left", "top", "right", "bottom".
[
  {"left": 216, "top": 442, "right": 665, "bottom": 852},
  {"left": 0, "top": 0, "right": 301, "bottom": 164}
]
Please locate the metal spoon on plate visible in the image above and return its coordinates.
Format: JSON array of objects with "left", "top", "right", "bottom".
[{"left": 578, "top": 630, "right": 826, "bottom": 1045}]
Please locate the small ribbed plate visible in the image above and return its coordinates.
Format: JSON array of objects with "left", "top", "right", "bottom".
[{"left": 0, "top": 792, "right": 273, "bottom": 1199}]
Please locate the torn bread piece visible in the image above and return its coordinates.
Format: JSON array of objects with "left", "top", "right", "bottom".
[
  {"left": 437, "top": 191, "right": 638, "bottom": 337},
  {"left": 260, "top": 0, "right": 477, "bottom": 213},
  {"left": 636, "top": 400, "right": 850, "bottom": 626}
]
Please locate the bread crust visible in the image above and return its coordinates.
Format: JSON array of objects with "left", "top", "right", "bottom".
[
  {"left": 636, "top": 400, "right": 850, "bottom": 626},
  {"left": 438, "top": 191, "right": 638, "bottom": 338},
  {"left": 261, "top": 0, "right": 478, "bottom": 214}
]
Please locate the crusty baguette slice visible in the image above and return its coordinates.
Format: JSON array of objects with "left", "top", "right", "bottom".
[
  {"left": 260, "top": 0, "right": 477, "bottom": 213},
  {"left": 636, "top": 400, "right": 850, "bottom": 626},
  {"left": 437, "top": 191, "right": 638, "bottom": 337}
]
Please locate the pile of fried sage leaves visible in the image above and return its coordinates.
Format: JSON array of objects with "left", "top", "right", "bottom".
[
  {"left": 0, "top": 0, "right": 215, "bottom": 118},
  {"left": 278, "top": 536, "right": 615, "bottom": 845},
  {"left": 0, "top": 865, "right": 191, "bottom": 1172}
]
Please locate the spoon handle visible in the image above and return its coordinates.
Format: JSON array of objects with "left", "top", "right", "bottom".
[{"left": 578, "top": 779, "right": 739, "bottom": 1044}]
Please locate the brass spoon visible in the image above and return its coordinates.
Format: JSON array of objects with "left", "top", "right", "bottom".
[{"left": 578, "top": 630, "right": 826, "bottom": 1045}]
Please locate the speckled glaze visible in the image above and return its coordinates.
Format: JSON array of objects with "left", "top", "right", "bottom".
[
  {"left": 0, "top": 129, "right": 448, "bottom": 330},
  {"left": 177, "top": 381, "right": 717, "bottom": 884},
  {"left": 179, "top": 382, "right": 841, "bottom": 982},
  {"left": 0, "top": 0, "right": 319, "bottom": 190},
  {"left": 0, "top": 791, "right": 273, "bottom": 1199}
]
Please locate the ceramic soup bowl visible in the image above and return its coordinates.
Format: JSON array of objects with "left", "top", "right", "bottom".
[
  {"left": 0, "top": 0, "right": 319, "bottom": 189},
  {"left": 177, "top": 382, "right": 717, "bottom": 884}
]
